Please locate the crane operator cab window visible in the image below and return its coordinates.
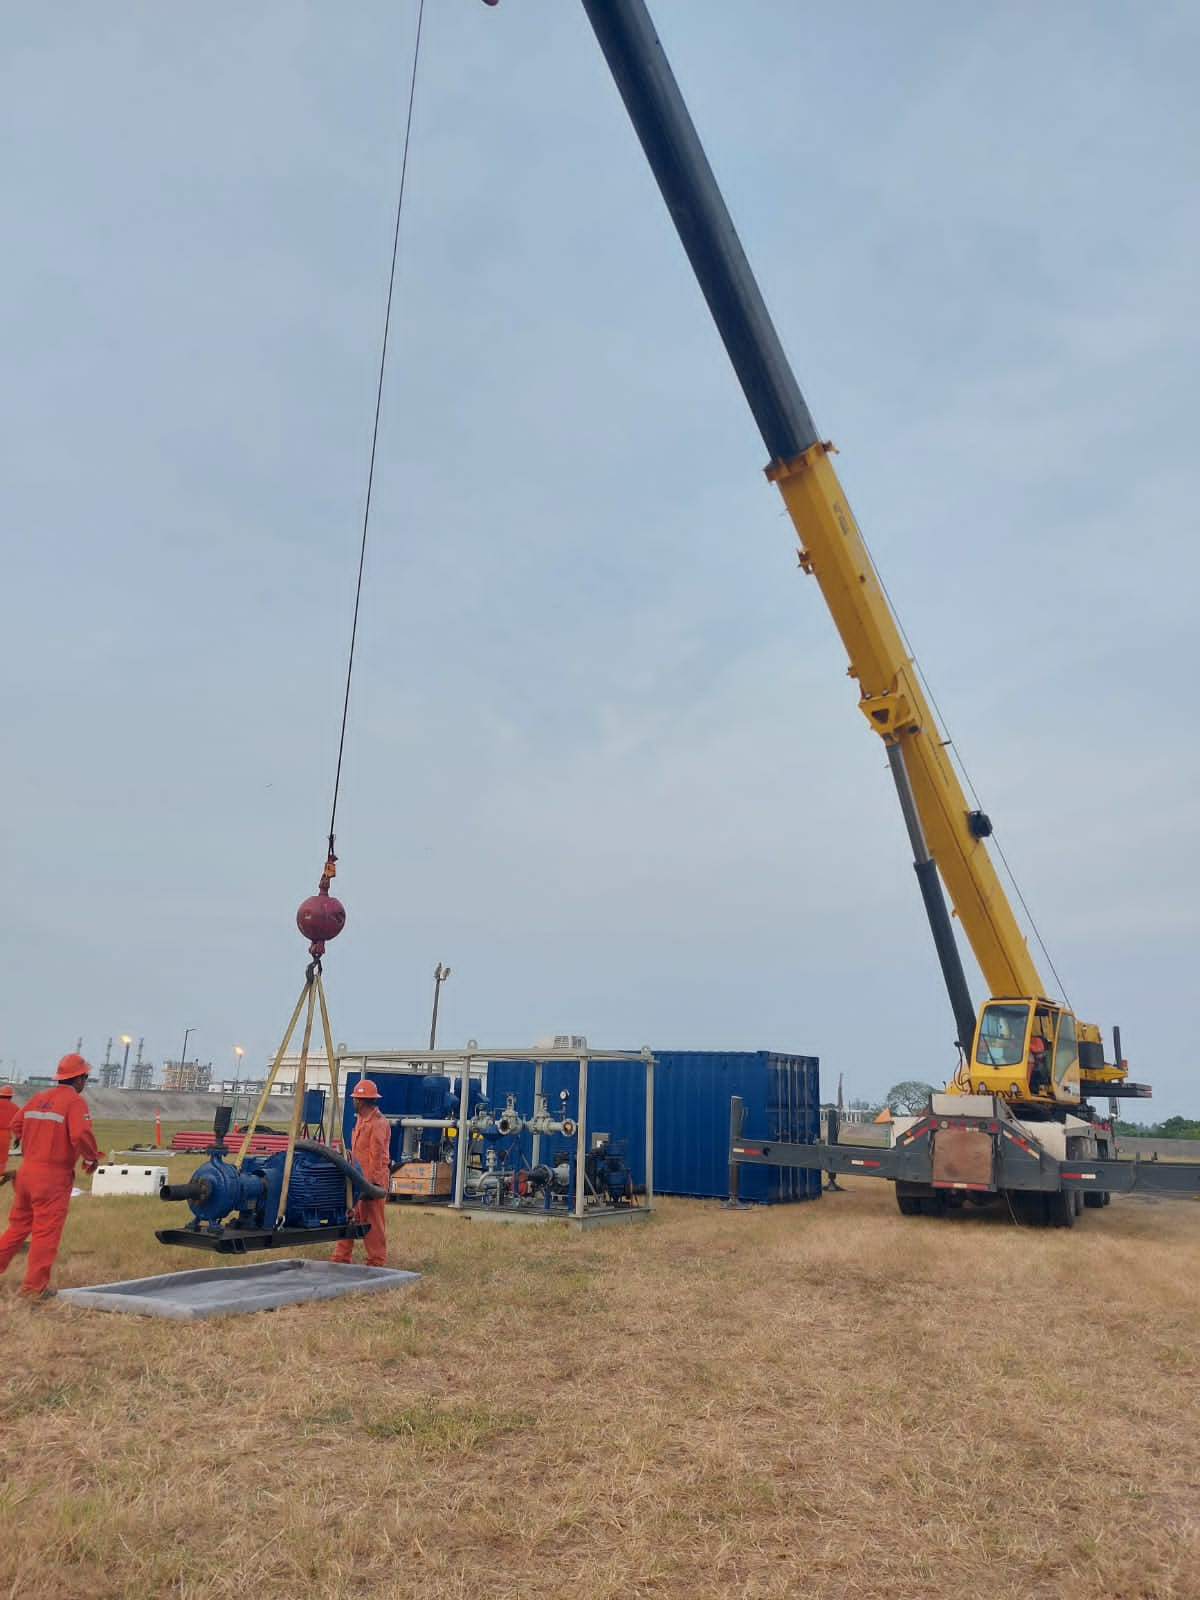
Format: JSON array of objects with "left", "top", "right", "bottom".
[
  {"left": 1028, "top": 1010, "right": 1056, "bottom": 1093},
  {"left": 1051, "top": 1008, "right": 1078, "bottom": 1088},
  {"left": 974, "top": 1003, "right": 1029, "bottom": 1070}
]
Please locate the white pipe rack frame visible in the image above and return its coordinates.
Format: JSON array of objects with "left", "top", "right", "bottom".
[{"left": 333, "top": 1046, "right": 656, "bottom": 1218}]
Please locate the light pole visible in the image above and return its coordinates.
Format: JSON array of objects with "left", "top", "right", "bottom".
[
  {"left": 178, "top": 1027, "right": 196, "bottom": 1088},
  {"left": 233, "top": 1046, "right": 244, "bottom": 1122},
  {"left": 120, "top": 1035, "right": 132, "bottom": 1088},
  {"left": 429, "top": 963, "right": 451, "bottom": 1050}
]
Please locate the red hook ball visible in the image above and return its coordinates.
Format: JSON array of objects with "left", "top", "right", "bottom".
[{"left": 297, "top": 888, "right": 346, "bottom": 946}]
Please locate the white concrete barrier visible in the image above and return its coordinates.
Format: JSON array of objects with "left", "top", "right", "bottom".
[{"left": 92, "top": 1165, "right": 168, "bottom": 1197}]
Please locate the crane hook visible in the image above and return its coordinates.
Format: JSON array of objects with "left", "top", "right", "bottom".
[{"left": 296, "top": 849, "right": 346, "bottom": 962}]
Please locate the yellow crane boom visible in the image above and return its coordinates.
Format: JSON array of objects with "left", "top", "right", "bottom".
[{"left": 574, "top": 0, "right": 1145, "bottom": 1114}]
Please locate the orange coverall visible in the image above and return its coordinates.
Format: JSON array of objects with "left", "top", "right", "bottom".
[
  {"left": 0, "top": 1098, "right": 19, "bottom": 1170},
  {"left": 0, "top": 1085, "right": 100, "bottom": 1296},
  {"left": 331, "top": 1105, "right": 391, "bottom": 1267}
]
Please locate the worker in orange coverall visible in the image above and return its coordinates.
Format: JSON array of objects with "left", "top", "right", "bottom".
[
  {"left": 0, "top": 1084, "right": 19, "bottom": 1171},
  {"left": 331, "top": 1078, "right": 392, "bottom": 1268},
  {"left": 0, "top": 1054, "right": 100, "bottom": 1300}
]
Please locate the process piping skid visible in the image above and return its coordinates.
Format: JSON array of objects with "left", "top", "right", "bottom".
[
  {"left": 460, "top": 1093, "right": 637, "bottom": 1217},
  {"left": 453, "top": 1050, "right": 654, "bottom": 1227},
  {"left": 346, "top": 1047, "right": 655, "bottom": 1225}
]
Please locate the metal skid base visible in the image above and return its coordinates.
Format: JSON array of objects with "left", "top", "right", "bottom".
[
  {"left": 458, "top": 1203, "right": 652, "bottom": 1230},
  {"left": 155, "top": 1222, "right": 369, "bottom": 1255},
  {"left": 58, "top": 1258, "right": 419, "bottom": 1320}
]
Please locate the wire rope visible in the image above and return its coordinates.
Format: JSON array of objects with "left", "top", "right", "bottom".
[{"left": 325, "top": 0, "right": 428, "bottom": 863}]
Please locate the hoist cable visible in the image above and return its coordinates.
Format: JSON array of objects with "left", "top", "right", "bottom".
[
  {"left": 896, "top": 629, "right": 1071, "bottom": 1009},
  {"left": 325, "top": 0, "right": 428, "bottom": 860}
]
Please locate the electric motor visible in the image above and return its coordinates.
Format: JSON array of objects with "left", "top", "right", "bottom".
[{"left": 161, "top": 1146, "right": 366, "bottom": 1233}]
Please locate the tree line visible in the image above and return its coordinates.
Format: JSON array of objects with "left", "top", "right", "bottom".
[{"left": 1113, "top": 1117, "right": 1200, "bottom": 1140}]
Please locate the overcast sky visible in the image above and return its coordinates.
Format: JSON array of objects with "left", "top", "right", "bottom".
[{"left": 3, "top": 1, "right": 1197, "bottom": 1119}]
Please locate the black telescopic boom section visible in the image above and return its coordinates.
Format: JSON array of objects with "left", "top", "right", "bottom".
[
  {"left": 581, "top": 0, "right": 819, "bottom": 464},
  {"left": 885, "top": 744, "right": 977, "bottom": 1056}
]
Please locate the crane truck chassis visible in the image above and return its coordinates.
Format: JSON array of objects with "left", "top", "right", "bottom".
[{"left": 728, "top": 1094, "right": 1200, "bottom": 1227}]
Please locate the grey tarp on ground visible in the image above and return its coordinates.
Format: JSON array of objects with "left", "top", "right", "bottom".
[{"left": 58, "top": 1258, "right": 419, "bottom": 1320}]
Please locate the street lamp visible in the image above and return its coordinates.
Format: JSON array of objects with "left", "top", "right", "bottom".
[
  {"left": 233, "top": 1045, "right": 244, "bottom": 1120},
  {"left": 429, "top": 963, "right": 451, "bottom": 1051},
  {"left": 120, "top": 1034, "right": 132, "bottom": 1088}
]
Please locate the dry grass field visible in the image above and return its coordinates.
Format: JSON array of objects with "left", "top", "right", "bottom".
[{"left": 2, "top": 1120, "right": 1198, "bottom": 1600}]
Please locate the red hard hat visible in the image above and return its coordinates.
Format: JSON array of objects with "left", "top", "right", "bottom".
[
  {"left": 0, "top": 1085, "right": 13, "bottom": 1098},
  {"left": 351, "top": 1078, "right": 381, "bottom": 1100},
  {"left": 55, "top": 1053, "right": 92, "bottom": 1082}
]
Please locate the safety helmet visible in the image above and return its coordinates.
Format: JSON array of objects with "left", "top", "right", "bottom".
[
  {"left": 0, "top": 1085, "right": 13, "bottom": 1098},
  {"left": 55, "top": 1053, "right": 92, "bottom": 1082},
  {"left": 350, "top": 1078, "right": 381, "bottom": 1100}
]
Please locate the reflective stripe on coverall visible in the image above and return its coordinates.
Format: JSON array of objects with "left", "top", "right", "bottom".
[
  {"left": 0, "top": 1086, "right": 100, "bottom": 1295},
  {"left": 331, "top": 1106, "right": 391, "bottom": 1267}
]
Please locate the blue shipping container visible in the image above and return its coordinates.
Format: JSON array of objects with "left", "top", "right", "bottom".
[
  {"left": 485, "top": 1050, "right": 821, "bottom": 1204},
  {"left": 343, "top": 1070, "right": 485, "bottom": 1163}
]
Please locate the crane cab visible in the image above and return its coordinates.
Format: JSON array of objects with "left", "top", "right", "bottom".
[{"left": 966, "top": 999, "right": 1081, "bottom": 1108}]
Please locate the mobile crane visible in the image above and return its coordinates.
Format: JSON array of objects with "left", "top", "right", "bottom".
[{"left": 485, "top": 0, "right": 1200, "bottom": 1224}]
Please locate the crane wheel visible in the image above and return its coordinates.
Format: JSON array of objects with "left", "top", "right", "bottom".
[{"left": 1009, "top": 1191, "right": 1047, "bottom": 1227}]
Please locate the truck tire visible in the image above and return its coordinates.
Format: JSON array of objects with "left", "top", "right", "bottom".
[
  {"left": 895, "top": 1192, "right": 922, "bottom": 1216},
  {"left": 1083, "top": 1190, "right": 1104, "bottom": 1209},
  {"left": 1063, "top": 1136, "right": 1087, "bottom": 1217},
  {"left": 1045, "top": 1190, "right": 1076, "bottom": 1229},
  {"left": 1010, "top": 1191, "right": 1047, "bottom": 1227}
]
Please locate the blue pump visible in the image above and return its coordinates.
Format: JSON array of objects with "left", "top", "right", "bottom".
[{"left": 158, "top": 1106, "right": 387, "bottom": 1254}]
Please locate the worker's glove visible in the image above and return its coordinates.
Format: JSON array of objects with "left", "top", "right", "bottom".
[
  {"left": 82, "top": 1160, "right": 99, "bottom": 1175},
  {"left": 0, "top": 1170, "right": 13, "bottom": 1187}
]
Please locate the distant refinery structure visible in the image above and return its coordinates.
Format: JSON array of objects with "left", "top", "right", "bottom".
[
  {"left": 99, "top": 1035, "right": 147, "bottom": 1089},
  {"left": 160, "top": 1058, "right": 213, "bottom": 1093}
]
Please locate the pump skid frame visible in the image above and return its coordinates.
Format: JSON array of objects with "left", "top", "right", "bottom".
[{"left": 155, "top": 1222, "right": 369, "bottom": 1255}]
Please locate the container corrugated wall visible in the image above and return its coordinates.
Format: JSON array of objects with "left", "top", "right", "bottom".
[
  {"left": 485, "top": 1050, "right": 821, "bottom": 1204},
  {"left": 652, "top": 1051, "right": 821, "bottom": 1202}
]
